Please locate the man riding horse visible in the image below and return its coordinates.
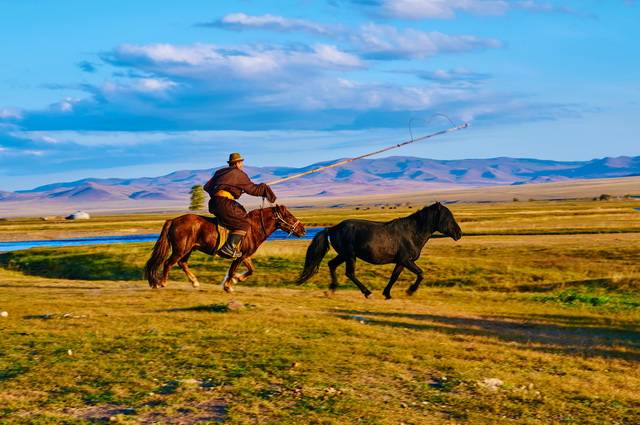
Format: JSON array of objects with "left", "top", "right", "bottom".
[{"left": 203, "top": 153, "right": 277, "bottom": 258}]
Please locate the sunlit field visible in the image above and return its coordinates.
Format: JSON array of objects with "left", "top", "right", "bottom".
[{"left": 1, "top": 199, "right": 639, "bottom": 424}]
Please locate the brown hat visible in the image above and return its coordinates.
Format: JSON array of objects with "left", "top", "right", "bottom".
[{"left": 227, "top": 152, "right": 244, "bottom": 165}]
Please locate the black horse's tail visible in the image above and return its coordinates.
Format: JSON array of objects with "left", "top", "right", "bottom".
[
  {"left": 297, "top": 229, "right": 330, "bottom": 284},
  {"left": 144, "top": 219, "right": 172, "bottom": 287}
]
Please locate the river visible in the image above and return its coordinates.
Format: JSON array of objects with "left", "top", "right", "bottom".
[{"left": 0, "top": 228, "right": 323, "bottom": 252}]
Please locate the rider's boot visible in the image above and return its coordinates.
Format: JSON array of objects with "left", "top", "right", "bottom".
[{"left": 219, "top": 231, "right": 245, "bottom": 258}]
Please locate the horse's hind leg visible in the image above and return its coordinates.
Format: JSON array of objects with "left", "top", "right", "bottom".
[
  {"left": 234, "top": 257, "right": 255, "bottom": 283},
  {"left": 178, "top": 251, "right": 200, "bottom": 288},
  {"left": 161, "top": 251, "right": 183, "bottom": 287},
  {"left": 404, "top": 260, "right": 424, "bottom": 296},
  {"left": 382, "top": 263, "right": 404, "bottom": 300},
  {"left": 345, "top": 258, "right": 372, "bottom": 299},
  {"left": 222, "top": 257, "right": 243, "bottom": 293},
  {"left": 326, "top": 255, "right": 345, "bottom": 296}
]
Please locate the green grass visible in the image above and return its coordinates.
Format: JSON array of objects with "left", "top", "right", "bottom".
[
  {"left": 1, "top": 270, "right": 640, "bottom": 424},
  {"left": 1, "top": 199, "right": 640, "bottom": 423},
  {"left": 1, "top": 199, "right": 639, "bottom": 242},
  {"left": 2, "top": 233, "right": 638, "bottom": 295},
  {"left": 535, "top": 290, "right": 640, "bottom": 310}
]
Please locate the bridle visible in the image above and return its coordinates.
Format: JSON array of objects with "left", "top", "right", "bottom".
[
  {"left": 259, "top": 199, "right": 302, "bottom": 237},
  {"left": 273, "top": 205, "right": 302, "bottom": 237}
]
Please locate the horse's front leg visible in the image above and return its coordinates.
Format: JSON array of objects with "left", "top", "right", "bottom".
[
  {"left": 222, "top": 257, "right": 244, "bottom": 293},
  {"left": 404, "top": 260, "right": 424, "bottom": 296},
  {"left": 382, "top": 263, "right": 404, "bottom": 300},
  {"left": 345, "top": 258, "right": 372, "bottom": 298},
  {"left": 233, "top": 257, "right": 255, "bottom": 282}
]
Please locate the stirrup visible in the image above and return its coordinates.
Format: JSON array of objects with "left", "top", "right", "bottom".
[
  {"left": 219, "top": 233, "right": 243, "bottom": 258},
  {"left": 219, "top": 244, "right": 242, "bottom": 258}
]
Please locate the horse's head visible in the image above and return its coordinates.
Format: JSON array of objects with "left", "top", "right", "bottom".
[
  {"left": 272, "top": 204, "right": 306, "bottom": 237},
  {"left": 433, "top": 202, "right": 462, "bottom": 241}
]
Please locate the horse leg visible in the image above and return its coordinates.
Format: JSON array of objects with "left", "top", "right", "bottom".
[
  {"left": 178, "top": 251, "right": 200, "bottom": 288},
  {"left": 326, "top": 255, "right": 345, "bottom": 297},
  {"left": 382, "top": 263, "right": 404, "bottom": 300},
  {"left": 404, "top": 260, "right": 424, "bottom": 296},
  {"left": 161, "top": 251, "right": 183, "bottom": 287},
  {"left": 221, "top": 257, "right": 244, "bottom": 293},
  {"left": 345, "top": 258, "right": 372, "bottom": 299},
  {"left": 234, "top": 257, "right": 255, "bottom": 282}
]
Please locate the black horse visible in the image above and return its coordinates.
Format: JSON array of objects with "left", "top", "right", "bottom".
[{"left": 297, "top": 202, "right": 462, "bottom": 299}]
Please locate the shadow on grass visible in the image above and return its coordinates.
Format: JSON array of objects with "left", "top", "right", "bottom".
[
  {"left": 0, "top": 251, "right": 142, "bottom": 281},
  {"left": 0, "top": 283, "right": 103, "bottom": 290},
  {"left": 164, "top": 304, "right": 230, "bottom": 313},
  {"left": 0, "top": 365, "right": 28, "bottom": 382},
  {"left": 334, "top": 309, "right": 640, "bottom": 362},
  {"left": 489, "top": 312, "right": 639, "bottom": 328}
]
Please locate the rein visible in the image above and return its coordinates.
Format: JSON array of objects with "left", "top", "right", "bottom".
[
  {"left": 259, "top": 197, "right": 268, "bottom": 238},
  {"left": 273, "top": 207, "right": 301, "bottom": 237},
  {"left": 257, "top": 198, "right": 301, "bottom": 238}
]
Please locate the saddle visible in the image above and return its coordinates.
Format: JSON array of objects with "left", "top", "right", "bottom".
[{"left": 210, "top": 217, "right": 229, "bottom": 252}]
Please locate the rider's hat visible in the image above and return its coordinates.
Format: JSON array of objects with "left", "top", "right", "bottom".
[{"left": 227, "top": 152, "right": 244, "bottom": 165}]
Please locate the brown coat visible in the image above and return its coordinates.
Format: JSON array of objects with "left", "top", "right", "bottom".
[
  {"left": 204, "top": 166, "right": 276, "bottom": 233},
  {"left": 203, "top": 166, "right": 276, "bottom": 202}
]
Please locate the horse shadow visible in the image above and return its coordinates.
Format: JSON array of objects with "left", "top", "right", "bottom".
[
  {"left": 333, "top": 309, "right": 640, "bottom": 362},
  {"left": 0, "top": 252, "right": 142, "bottom": 281},
  {"left": 163, "top": 304, "right": 230, "bottom": 313}
]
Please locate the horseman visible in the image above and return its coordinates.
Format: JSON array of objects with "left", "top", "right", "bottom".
[{"left": 203, "top": 153, "right": 277, "bottom": 258}]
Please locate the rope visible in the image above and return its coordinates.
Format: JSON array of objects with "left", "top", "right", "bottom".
[{"left": 267, "top": 122, "right": 468, "bottom": 186}]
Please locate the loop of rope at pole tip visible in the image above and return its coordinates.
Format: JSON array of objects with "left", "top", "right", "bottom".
[{"left": 409, "top": 113, "right": 458, "bottom": 141}]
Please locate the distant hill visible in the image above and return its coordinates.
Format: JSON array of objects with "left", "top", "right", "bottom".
[{"left": 1, "top": 155, "right": 638, "bottom": 215}]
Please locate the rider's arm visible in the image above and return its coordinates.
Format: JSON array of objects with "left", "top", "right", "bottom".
[
  {"left": 203, "top": 177, "right": 215, "bottom": 194},
  {"left": 235, "top": 171, "right": 277, "bottom": 202}
]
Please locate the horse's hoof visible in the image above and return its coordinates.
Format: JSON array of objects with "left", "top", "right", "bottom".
[
  {"left": 323, "top": 290, "right": 334, "bottom": 298},
  {"left": 383, "top": 293, "right": 392, "bottom": 300},
  {"left": 406, "top": 289, "right": 415, "bottom": 296},
  {"left": 192, "top": 281, "right": 200, "bottom": 288},
  {"left": 365, "top": 292, "right": 373, "bottom": 299}
]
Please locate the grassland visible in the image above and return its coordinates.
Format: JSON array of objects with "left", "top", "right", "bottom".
[
  {"left": 1, "top": 198, "right": 639, "bottom": 242},
  {"left": 1, "top": 199, "right": 639, "bottom": 424}
]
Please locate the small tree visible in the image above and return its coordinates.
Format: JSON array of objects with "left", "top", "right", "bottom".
[{"left": 189, "top": 185, "right": 206, "bottom": 211}]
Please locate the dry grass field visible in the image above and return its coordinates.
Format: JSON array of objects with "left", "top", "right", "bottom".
[{"left": 1, "top": 198, "right": 639, "bottom": 424}]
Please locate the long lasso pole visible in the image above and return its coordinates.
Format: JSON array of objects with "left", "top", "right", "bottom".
[{"left": 267, "top": 122, "right": 469, "bottom": 186}]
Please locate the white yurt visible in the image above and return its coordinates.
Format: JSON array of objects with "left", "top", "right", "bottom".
[{"left": 66, "top": 211, "right": 91, "bottom": 220}]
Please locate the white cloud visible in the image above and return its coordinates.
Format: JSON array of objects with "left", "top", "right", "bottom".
[
  {"left": 410, "top": 68, "right": 492, "bottom": 83},
  {"left": 105, "top": 43, "right": 364, "bottom": 80},
  {"left": 207, "top": 13, "right": 502, "bottom": 60},
  {"left": 207, "top": 13, "right": 338, "bottom": 36},
  {"left": 371, "top": 0, "right": 509, "bottom": 19},
  {"left": 352, "top": 24, "right": 501, "bottom": 59},
  {"left": 51, "top": 97, "right": 81, "bottom": 113},
  {"left": 349, "top": 0, "right": 588, "bottom": 19},
  {"left": 134, "top": 78, "right": 178, "bottom": 93},
  {"left": 0, "top": 108, "right": 23, "bottom": 120}
]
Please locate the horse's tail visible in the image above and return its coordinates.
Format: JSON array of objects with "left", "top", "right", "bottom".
[
  {"left": 297, "top": 228, "right": 330, "bottom": 284},
  {"left": 144, "top": 219, "right": 172, "bottom": 287}
]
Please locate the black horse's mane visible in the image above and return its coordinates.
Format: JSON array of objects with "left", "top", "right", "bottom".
[{"left": 389, "top": 202, "right": 439, "bottom": 226}]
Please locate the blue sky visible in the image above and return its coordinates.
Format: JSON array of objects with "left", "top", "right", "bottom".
[{"left": 1, "top": 0, "right": 638, "bottom": 190}]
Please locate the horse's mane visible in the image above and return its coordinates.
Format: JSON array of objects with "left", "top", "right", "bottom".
[
  {"left": 247, "top": 206, "right": 276, "bottom": 218},
  {"left": 389, "top": 202, "right": 438, "bottom": 226}
]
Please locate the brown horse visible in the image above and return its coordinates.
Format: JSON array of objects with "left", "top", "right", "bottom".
[{"left": 144, "top": 204, "right": 305, "bottom": 292}]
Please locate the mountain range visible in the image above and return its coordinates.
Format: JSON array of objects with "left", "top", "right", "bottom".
[{"left": 1, "top": 155, "right": 639, "bottom": 211}]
